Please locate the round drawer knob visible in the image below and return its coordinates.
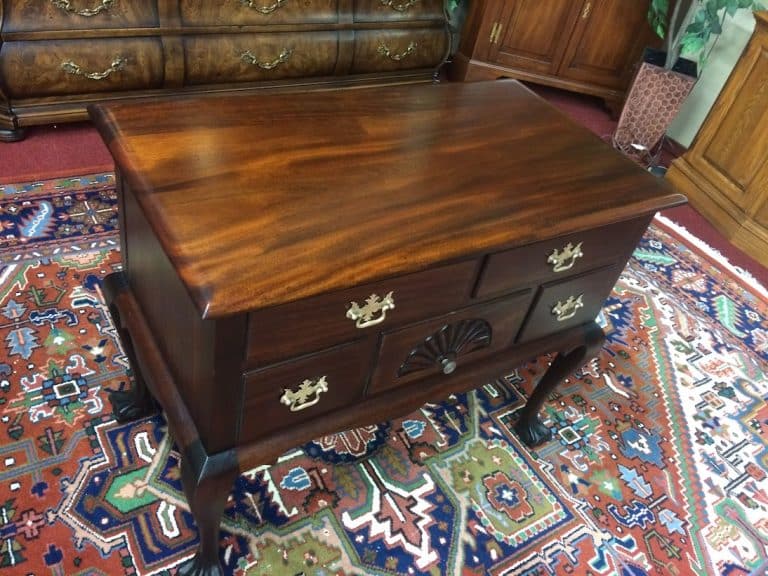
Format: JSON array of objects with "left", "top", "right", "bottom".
[{"left": 440, "top": 356, "right": 457, "bottom": 375}]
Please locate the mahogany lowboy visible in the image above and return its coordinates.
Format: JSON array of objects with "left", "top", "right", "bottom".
[{"left": 89, "top": 81, "right": 685, "bottom": 575}]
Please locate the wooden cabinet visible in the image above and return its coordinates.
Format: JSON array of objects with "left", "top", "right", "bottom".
[
  {"left": 666, "top": 12, "right": 768, "bottom": 268},
  {"left": 450, "top": 0, "right": 655, "bottom": 114},
  {"left": 0, "top": 0, "right": 450, "bottom": 141}
]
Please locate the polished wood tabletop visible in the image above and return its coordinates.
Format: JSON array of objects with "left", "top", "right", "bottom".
[{"left": 90, "top": 81, "right": 684, "bottom": 318}]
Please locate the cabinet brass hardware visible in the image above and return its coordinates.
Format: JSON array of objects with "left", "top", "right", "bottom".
[
  {"left": 240, "top": 48, "right": 293, "bottom": 70},
  {"left": 379, "top": 0, "right": 419, "bottom": 12},
  {"left": 581, "top": 1, "right": 592, "bottom": 19},
  {"left": 489, "top": 22, "right": 503, "bottom": 44},
  {"left": 346, "top": 291, "right": 395, "bottom": 328},
  {"left": 547, "top": 242, "right": 584, "bottom": 272},
  {"left": 377, "top": 42, "right": 418, "bottom": 61},
  {"left": 239, "top": 0, "right": 286, "bottom": 14},
  {"left": 61, "top": 56, "right": 126, "bottom": 80},
  {"left": 552, "top": 294, "right": 584, "bottom": 322},
  {"left": 50, "top": 0, "right": 114, "bottom": 16},
  {"left": 280, "top": 376, "right": 329, "bottom": 412}
]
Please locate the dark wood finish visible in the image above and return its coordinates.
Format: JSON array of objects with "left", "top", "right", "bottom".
[
  {"left": 0, "top": 0, "right": 450, "bottom": 135},
  {"left": 666, "top": 12, "right": 768, "bottom": 268},
  {"left": 450, "top": 0, "right": 656, "bottom": 112},
  {"left": 91, "top": 80, "right": 684, "bottom": 575}
]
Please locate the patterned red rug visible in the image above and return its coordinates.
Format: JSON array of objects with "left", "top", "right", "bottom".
[{"left": 0, "top": 175, "right": 766, "bottom": 576}]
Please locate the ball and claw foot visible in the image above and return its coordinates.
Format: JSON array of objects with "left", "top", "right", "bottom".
[
  {"left": 176, "top": 554, "right": 225, "bottom": 576},
  {"left": 514, "top": 416, "right": 552, "bottom": 447},
  {"left": 108, "top": 387, "right": 157, "bottom": 423}
]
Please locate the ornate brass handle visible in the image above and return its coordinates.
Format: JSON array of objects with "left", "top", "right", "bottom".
[
  {"left": 346, "top": 291, "right": 395, "bottom": 329},
  {"left": 547, "top": 242, "right": 584, "bottom": 272},
  {"left": 239, "top": 0, "right": 287, "bottom": 14},
  {"left": 551, "top": 294, "right": 584, "bottom": 322},
  {"left": 240, "top": 48, "right": 293, "bottom": 70},
  {"left": 377, "top": 42, "right": 418, "bottom": 62},
  {"left": 379, "top": 0, "right": 419, "bottom": 12},
  {"left": 280, "top": 376, "right": 329, "bottom": 412},
  {"left": 61, "top": 56, "right": 126, "bottom": 80},
  {"left": 581, "top": 1, "right": 592, "bottom": 19},
  {"left": 50, "top": 0, "right": 114, "bottom": 16}
]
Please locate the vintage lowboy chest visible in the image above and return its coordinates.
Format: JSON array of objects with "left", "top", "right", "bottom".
[{"left": 89, "top": 80, "right": 685, "bottom": 575}]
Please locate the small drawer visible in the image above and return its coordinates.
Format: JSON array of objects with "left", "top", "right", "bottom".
[
  {"left": 180, "top": 0, "right": 339, "bottom": 25},
  {"left": 475, "top": 218, "right": 649, "bottom": 299},
  {"left": 0, "top": 39, "right": 164, "bottom": 98},
  {"left": 516, "top": 265, "right": 623, "bottom": 343},
  {"left": 369, "top": 290, "right": 533, "bottom": 395},
  {"left": 247, "top": 259, "right": 477, "bottom": 365},
  {"left": 3, "top": 0, "right": 158, "bottom": 33},
  {"left": 183, "top": 33, "right": 339, "bottom": 85},
  {"left": 351, "top": 28, "right": 449, "bottom": 73},
  {"left": 354, "top": 0, "right": 446, "bottom": 22},
  {"left": 239, "top": 340, "right": 370, "bottom": 443}
]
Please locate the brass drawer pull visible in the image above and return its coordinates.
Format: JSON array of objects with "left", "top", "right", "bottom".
[
  {"left": 280, "top": 376, "right": 329, "bottom": 412},
  {"left": 346, "top": 291, "right": 395, "bottom": 328},
  {"left": 377, "top": 42, "right": 418, "bottom": 62},
  {"left": 239, "top": 0, "right": 287, "bottom": 14},
  {"left": 61, "top": 56, "right": 126, "bottom": 80},
  {"left": 240, "top": 48, "right": 293, "bottom": 70},
  {"left": 552, "top": 294, "right": 584, "bottom": 322},
  {"left": 50, "top": 0, "right": 114, "bottom": 16},
  {"left": 547, "top": 241, "right": 584, "bottom": 272},
  {"left": 379, "top": 0, "right": 419, "bottom": 12}
]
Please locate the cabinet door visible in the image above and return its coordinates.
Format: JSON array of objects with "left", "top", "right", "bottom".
[
  {"left": 487, "top": 0, "right": 583, "bottom": 75},
  {"left": 556, "top": 0, "right": 651, "bottom": 89}
]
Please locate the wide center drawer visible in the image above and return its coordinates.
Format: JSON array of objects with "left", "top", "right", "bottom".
[
  {"left": 247, "top": 259, "right": 477, "bottom": 365},
  {"left": 183, "top": 32, "right": 339, "bottom": 85},
  {"left": 0, "top": 39, "right": 164, "bottom": 98},
  {"left": 475, "top": 217, "right": 649, "bottom": 298},
  {"left": 369, "top": 290, "right": 533, "bottom": 394},
  {"left": 180, "top": 0, "right": 339, "bottom": 25}
]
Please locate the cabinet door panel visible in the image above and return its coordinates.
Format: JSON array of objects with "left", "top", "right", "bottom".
[
  {"left": 557, "top": 0, "right": 651, "bottom": 89},
  {"left": 489, "top": 0, "right": 581, "bottom": 74}
]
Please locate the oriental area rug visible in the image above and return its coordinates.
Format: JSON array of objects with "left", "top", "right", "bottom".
[{"left": 0, "top": 174, "right": 766, "bottom": 576}]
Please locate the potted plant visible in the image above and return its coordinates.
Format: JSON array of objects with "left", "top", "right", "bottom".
[{"left": 613, "top": 0, "right": 764, "bottom": 166}]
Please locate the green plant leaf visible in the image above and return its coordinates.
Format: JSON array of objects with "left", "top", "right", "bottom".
[{"left": 680, "top": 34, "right": 707, "bottom": 56}]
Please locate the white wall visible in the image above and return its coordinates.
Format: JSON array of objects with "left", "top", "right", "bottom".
[{"left": 666, "top": 10, "right": 756, "bottom": 147}]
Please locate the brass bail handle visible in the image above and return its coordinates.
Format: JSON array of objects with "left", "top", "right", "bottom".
[{"left": 346, "top": 291, "right": 395, "bottom": 328}]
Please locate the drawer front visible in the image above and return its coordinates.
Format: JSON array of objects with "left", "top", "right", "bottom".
[
  {"left": 239, "top": 340, "right": 370, "bottom": 443},
  {"left": 354, "top": 0, "right": 445, "bottom": 22},
  {"left": 180, "top": 0, "right": 339, "bottom": 25},
  {"left": 3, "top": 0, "right": 159, "bottom": 33},
  {"left": 183, "top": 33, "right": 339, "bottom": 85},
  {"left": 369, "top": 291, "right": 533, "bottom": 395},
  {"left": 247, "top": 259, "right": 477, "bottom": 365},
  {"left": 0, "top": 39, "right": 164, "bottom": 98},
  {"left": 351, "top": 28, "right": 449, "bottom": 73},
  {"left": 475, "top": 218, "right": 649, "bottom": 299},
  {"left": 517, "top": 265, "right": 623, "bottom": 343}
]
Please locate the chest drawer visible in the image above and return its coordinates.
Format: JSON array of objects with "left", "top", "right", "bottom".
[
  {"left": 354, "top": 0, "right": 445, "bottom": 22},
  {"left": 517, "top": 264, "right": 623, "bottom": 343},
  {"left": 351, "top": 28, "right": 449, "bottom": 73},
  {"left": 180, "top": 0, "right": 339, "bottom": 25},
  {"left": 239, "top": 340, "right": 370, "bottom": 443},
  {"left": 2, "top": 0, "right": 159, "bottom": 33},
  {"left": 0, "top": 39, "right": 164, "bottom": 98},
  {"left": 247, "top": 259, "right": 477, "bottom": 366},
  {"left": 369, "top": 290, "right": 533, "bottom": 394},
  {"left": 183, "top": 33, "right": 339, "bottom": 85},
  {"left": 475, "top": 218, "right": 649, "bottom": 299}
]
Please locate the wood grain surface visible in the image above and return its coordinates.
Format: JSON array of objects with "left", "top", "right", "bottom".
[{"left": 90, "top": 80, "right": 685, "bottom": 318}]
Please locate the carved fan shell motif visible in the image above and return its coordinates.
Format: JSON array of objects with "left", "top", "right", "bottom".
[{"left": 397, "top": 318, "right": 492, "bottom": 378}]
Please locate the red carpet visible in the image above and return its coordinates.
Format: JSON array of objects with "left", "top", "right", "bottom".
[{"left": 1, "top": 82, "right": 766, "bottom": 288}]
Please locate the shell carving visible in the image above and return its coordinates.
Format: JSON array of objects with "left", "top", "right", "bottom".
[{"left": 398, "top": 319, "right": 492, "bottom": 378}]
